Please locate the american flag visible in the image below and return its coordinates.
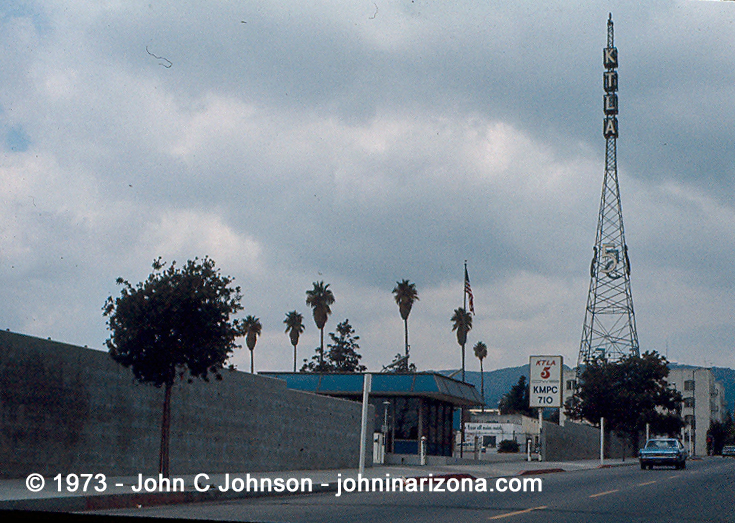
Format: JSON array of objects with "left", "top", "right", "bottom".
[{"left": 464, "top": 267, "right": 475, "bottom": 315}]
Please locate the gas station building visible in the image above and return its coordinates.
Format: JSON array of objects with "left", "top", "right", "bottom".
[{"left": 262, "top": 372, "right": 482, "bottom": 459}]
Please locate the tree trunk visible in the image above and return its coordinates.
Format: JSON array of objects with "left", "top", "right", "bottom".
[
  {"left": 293, "top": 344, "right": 297, "bottom": 372},
  {"left": 404, "top": 318, "right": 409, "bottom": 359},
  {"left": 480, "top": 360, "right": 485, "bottom": 413},
  {"left": 319, "top": 328, "right": 324, "bottom": 366},
  {"left": 250, "top": 349, "right": 254, "bottom": 374},
  {"left": 461, "top": 343, "right": 466, "bottom": 382},
  {"left": 159, "top": 380, "right": 172, "bottom": 477}
]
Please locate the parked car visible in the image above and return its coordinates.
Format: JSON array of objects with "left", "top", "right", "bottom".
[
  {"left": 639, "top": 438, "right": 687, "bottom": 470},
  {"left": 721, "top": 445, "right": 735, "bottom": 457}
]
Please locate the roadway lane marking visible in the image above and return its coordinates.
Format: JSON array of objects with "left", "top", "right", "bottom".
[
  {"left": 488, "top": 506, "right": 548, "bottom": 520},
  {"left": 637, "top": 480, "right": 657, "bottom": 486},
  {"left": 589, "top": 489, "right": 619, "bottom": 498}
]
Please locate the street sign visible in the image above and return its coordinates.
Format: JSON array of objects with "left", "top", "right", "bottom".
[{"left": 529, "top": 356, "right": 563, "bottom": 408}]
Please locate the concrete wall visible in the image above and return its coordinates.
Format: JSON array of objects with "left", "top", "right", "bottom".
[
  {"left": 0, "top": 331, "right": 372, "bottom": 478},
  {"left": 542, "top": 421, "right": 636, "bottom": 461}
]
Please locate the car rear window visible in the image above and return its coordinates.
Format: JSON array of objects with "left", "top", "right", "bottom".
[{"left": 646, "top": 440, "right": 676, "bottom": 449}]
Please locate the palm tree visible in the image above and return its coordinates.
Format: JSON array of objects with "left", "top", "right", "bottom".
[
  {"left": 392, "top": 280, "right": 419, "bottom": 369},
  {"left": 305, "top": 281, "right": 335, "bottom": 366},
  {"left": 451, "top": 307, "right": 473, "bottom": 382},
  {"left": 284, "top": 311, "right": 305, "bottom": 372},
  {"left": 242, "top": 315, "right": 262, "bottom": 373},
  {"left": 473, "top": 341, "right": 488, "bottom": 412}
]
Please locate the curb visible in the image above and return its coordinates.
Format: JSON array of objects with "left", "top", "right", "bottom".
[{"left": 597, "top": 461, "right": 637, "bottom": 469}]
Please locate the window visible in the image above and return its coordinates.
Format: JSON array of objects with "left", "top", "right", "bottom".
[
  {"left": 566, "top": 379, "right": 577, "bottom": 390},
  {"left": 684, "top": 380, "right": 695, "bottom": 391},
  {"left": 683, "top": 397, "right": 695, "bottom": 408}
]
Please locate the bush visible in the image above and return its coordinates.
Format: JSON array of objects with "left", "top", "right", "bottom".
[{"left": 498, "top": 439, "right": 520, "bottom": 453}]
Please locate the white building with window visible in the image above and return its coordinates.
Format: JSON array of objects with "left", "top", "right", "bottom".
[
  {"left": 666, "top": 368, "right": 725, "bottom": 456},
  {"left": 464, "top": 411, "right": 539, "bottom": 453},
  {"left": 559, "top": 367, "right": 578, "bottom": 426}
]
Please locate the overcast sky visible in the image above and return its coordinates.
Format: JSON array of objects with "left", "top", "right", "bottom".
[{"left": 2, "top": 0, "right": 735, "bottom": 374}]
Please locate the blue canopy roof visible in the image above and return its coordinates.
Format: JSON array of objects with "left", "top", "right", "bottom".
[{"left": 261, "top": 372, "right": 483, "bottom": 406}]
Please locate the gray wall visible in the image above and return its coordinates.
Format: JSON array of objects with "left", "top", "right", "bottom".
[
  {"left": 542, "top": 421, "right": 636, "bottom": 461},
  {"left": 0, "top": 331, "right": 372, "bottom": 478}
]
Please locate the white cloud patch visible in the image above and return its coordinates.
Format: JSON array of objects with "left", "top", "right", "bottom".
[{"left": 137, "top": 210, "right": 262, "bottom": 274}]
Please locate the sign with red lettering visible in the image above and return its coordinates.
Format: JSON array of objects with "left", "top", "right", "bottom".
[{"left": 529, "top": 355, "right": 563, "bottom": 408}]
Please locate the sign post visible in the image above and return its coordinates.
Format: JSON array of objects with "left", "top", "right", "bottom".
[
  {"left": 538, "top": 408, "right": 543, "bottom": 461},
  {"left": 600, "top": 417, "right": 605, "bottom": 466},
  {"left": 359, "top": 373, "right": 372, "bottom": 475}
]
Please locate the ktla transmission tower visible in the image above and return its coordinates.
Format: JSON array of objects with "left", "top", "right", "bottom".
[{"left": 577, "top": 14, "right": 640, "bottom": 370}]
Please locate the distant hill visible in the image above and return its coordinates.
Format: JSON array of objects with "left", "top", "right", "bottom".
[
  {"left": 435, "top": 365, "right": 529, "bottom": 410},
  {"left": 435, "top": 364, "right": 735, "bottom": 414}
]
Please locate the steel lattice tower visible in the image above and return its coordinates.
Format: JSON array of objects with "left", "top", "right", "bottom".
[{"left": 577, "top": 15, "right": 640, "bottom": 369}]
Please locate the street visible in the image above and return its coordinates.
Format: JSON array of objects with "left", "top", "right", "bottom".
[{"left": 93, "top": 457, "right": 735, "bottom": 522}]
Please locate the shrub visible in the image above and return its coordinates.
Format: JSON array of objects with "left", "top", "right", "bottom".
[{"left": 498, "top": 439, "right": 520, "bottom": 453}]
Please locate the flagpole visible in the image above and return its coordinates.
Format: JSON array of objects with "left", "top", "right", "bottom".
[
  {"left": 463, "top": 260, "right": 467, "bottom": 311},
  {"left": 461, "top": 261, "right": 467, "bottom": 459},
  {"left": 462, "top": 260, "right": 467, "bottom": 382}
]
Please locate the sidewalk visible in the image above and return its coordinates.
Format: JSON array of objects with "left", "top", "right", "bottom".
[{"left": 0, "top": 457, "right": 636, "bottom": 513}]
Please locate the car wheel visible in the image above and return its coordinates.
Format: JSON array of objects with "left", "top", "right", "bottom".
[
  {"left": 640, "top": 462, "right": 646, "bottom": 470},
  {"left": 681, "top": 461, "right": 686, "bottom": 470}
]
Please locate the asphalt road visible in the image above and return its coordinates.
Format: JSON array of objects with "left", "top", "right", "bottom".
[{"left": 93, "top": 458, "right": 735, "bottom": 523}]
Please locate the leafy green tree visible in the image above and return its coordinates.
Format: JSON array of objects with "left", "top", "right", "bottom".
[
  {"left": 566, "top": 351, "right": 683, "bottom": 449},
  {"left": 284, "top": 311, "right": 305, "bottom": 372},
  {"left": 242, "top": 315, "right": 262, "bottom": 374},
  {"left": 473, "top": 341, "right": 488, "bottom": 411},
  {"left": 499, "top": 375, "right": 534, "bottom": 416},
  {"left": 326, "top": 319, "right": 366, "bottom": 372},
  {"left": 301, "top": 350, "right": 336, "bottom": 372},
  {"left": 392, "top": 280, "right": 419, "bottom": 368},
  {"left": 707, "top": 411, "right": 734, "bottom": 455},
  {"left": 302, "top": 319, "right": 366, "bottom": 372},
  {"left": 451, "top": 307, "right": 472, "bottom": 381},
  {"left": 103, "top": 257, "right": 243, "bottom": 476},
  {"left": 305, "top": 281, "right": 335, "bottom": 366}
]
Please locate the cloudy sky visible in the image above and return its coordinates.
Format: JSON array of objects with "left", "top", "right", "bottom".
[{"left": 2, "top": 0, "right": 735, "bottom": 374}]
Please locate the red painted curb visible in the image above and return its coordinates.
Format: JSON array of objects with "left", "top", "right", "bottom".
[{"left": 517, "top": 468, "right": 565, "bottom": 476}]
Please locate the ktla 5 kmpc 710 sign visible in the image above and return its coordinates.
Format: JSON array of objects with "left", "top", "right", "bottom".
[{"left": 529, "top": 356, "right": 563, "bottom": 408}]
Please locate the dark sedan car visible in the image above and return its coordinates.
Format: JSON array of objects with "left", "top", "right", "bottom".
[{"left": 639, "top": 438, "right": 687, "bottom": 470}]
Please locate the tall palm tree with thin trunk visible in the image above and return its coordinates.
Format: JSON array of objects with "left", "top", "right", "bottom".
[
  {"left": 305, "top": 281, "right": 335, "bottom": 366},
  {"left": 473, "top": 341, "right": 488, "bottom": 412},
  {"left": 451, "top": 307, "right": 473, "bottom": 382},
  {"left": 392, "top": 280, "right": 419, "bottom": 370},
  {"left": 242, "top": 315, "right": 262, "bottom": 373},
  {"left": 284, "top": 311, "right": 305, "bottom": 372}
]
